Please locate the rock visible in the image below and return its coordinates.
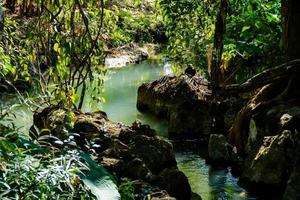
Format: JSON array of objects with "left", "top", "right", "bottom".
[
  {"left": 245, "top": 118, "right": 258, "bottom": 154},
  {"left": 253, "top": 105, "right": 300, "bottom": 138},
  {"left": 283, "top": 154, "right": 300, "bottom": 200},
  {"left": 124, "top": 158, "right": 152, "bottom": 180},
  {"left": 137, "top": 73, "right": 246, "bottom": 139},
  {"left": 234, "top": 104, "right": 300, "bottom": 197},
  {"left": 155, "top": 168, "right": 191, "bottom": 200},
  {"left": 184, "top": 65, "right": 196, "bottom": 77},
  {"left": 132, "top": 120, "right": 156, "bottom": 137},
  {"left": 31, "top": 105, "right": 193, "bottom": 200},
  {"left": 30, "top": 105, "right": 74, "bottom": 141},
  {"left": 240, "top": 131, "right": 295, "bottom": 189},
  {"left": 208, "top": 134, "right": 230, "bottom": 166},
  {"left": 168, "top": 102, "right": 211, "bottom": 139},
  {"left": 137, "top": 74, "right": 213, "bottom": 139},
  {"left": 230, "top": 146, "right": 244, "bottom": 176},
  {"left": 132, "top": 180, "right": 176, "bottom": 200},
  {"left": 104, "top": 44, "right": 150, "bottom": 68},
  {"left": 130, "top": 135, "right": 177, "bottom": 174}
]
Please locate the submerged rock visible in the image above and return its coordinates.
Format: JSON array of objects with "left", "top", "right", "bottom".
[{"left": 30, "top": 105, "right": 193, "bottom": 200}]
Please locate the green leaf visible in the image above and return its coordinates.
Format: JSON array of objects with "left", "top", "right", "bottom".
[
  {"left": 53, "top": 43, "right": 59, "bottom": 52},
  {"left": 79, "top": 152, "right": 120, "bottom": 200},
  {"left": 241, "top": 26, "right": 251, "bottom": 32}
]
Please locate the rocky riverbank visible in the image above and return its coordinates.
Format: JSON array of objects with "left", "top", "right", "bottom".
[
  {"left": 137, "top": 71, "right": 245, "bottom": 139},
  {"left": 105, "top": 43, "right": 160, "bottom": 69},
  {"left": 137, "top": 70, "right": 300, "bottom": 199},
  {"left": 29, "top": 104, "right": 200, "bottom": 200}
]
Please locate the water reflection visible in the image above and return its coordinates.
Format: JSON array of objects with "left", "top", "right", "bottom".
[
  {"left": 208, "top": 168, "right": 229, "bottom": 200},
  {"left": 176, "top": 150, "right": 254, "bottom": 200}
]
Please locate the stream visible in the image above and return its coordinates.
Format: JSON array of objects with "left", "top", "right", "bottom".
[
  {"left": 1, "top": 60, "right": 256, "bottom": 200},
  {"left": 83, "top": 60, "right": 256, "bottom": 200}
]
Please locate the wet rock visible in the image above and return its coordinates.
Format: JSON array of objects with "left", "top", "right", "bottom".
[
  {"left": 137, "top": 73, "right": 246, "bottom": 139},
  {"left": 155, "top": 168, "right": 191, "bottom": 200},
  {"left": 208, "top": 134, "right": 230, "bottom": 166},
  {"left": 132, "top": 180, "right": 176, "bottom": 200},
  {"left": 130, "top": 135, "right": 177, "bottom": 174},
  {"left": 240, "top": 131, "right": 295, "bottom": 188},
  {"left": 137, "top": 74, "right": 213, "bottom": 139}
]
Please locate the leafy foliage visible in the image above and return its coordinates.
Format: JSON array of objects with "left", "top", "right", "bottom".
[
  {"left": 1, "top": 0, "right": 162, "bottom": 108},
  {"left": 0, "top": 108, "right": 120, "bottom": 200},
  {"left": 158, "top": 0, "right": 282, "bottom": 77},
  {"left": 0, "top": 13, "right": 32, "bottom": 91},
  {"left": 119, "top": 178, "right": 134, "bottom": 200}
]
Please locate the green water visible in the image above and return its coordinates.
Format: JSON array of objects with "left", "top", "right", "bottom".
[
  {"left": 81, "top": 60, "right": 169, "bottom": 137},
  {"left": 83, "top": 60, "right": 255, "bottom": 200},
  {"left": 1, "top": 60, "right": 255, "bottom": 200}
]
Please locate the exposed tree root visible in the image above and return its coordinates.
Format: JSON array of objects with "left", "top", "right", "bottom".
[
  {"left": 220, "top": 59, "right": 300, "bottom": 95},
  {"left": 227, "top": 60, "right": 300, "bottom": 152}
]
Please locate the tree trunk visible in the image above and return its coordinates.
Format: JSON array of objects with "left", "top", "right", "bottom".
[
  {"left": 283, "top": 0, "right": 300, "bottom": 61},
  {"left": 0, "top": 5, "right": 4, "bottom": 31},
  {"left": 210, "top": 0, "right": 228, "bottom": 87}
]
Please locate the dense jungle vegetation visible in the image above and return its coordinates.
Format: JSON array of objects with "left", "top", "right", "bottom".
[{"left": 0, "top": 0, "right": 299, "bottom": 199}]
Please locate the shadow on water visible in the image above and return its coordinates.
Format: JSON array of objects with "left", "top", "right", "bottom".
[{"left": 173, "top": 141, "right": 256, "bottom": 200}]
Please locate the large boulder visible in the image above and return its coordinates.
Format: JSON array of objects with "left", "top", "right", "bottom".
[
  {"left": 253, "top": 105, "right": 300, "bottom": 139},
  {"left": 240, "top": 131, "right": 295, "bottom": 190},
  {"left": 155, "top": 168, "right": 192, "bottom": 200},
  {"left": 137, "top": 74, "right": 213, "bottom": 139},
  {"left": 208, "top": 134, "right": 230, "bottom": 166},
  {"left": 283, "top": 154, "right": 300, "bottom": 200},
  {"left": 137, "top": 74, "right": 246, "bottom": 139}
]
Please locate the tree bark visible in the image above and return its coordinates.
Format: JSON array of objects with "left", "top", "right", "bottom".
[
  {"left": 0, "top": 5, "right": 4, "bottom": 31},
  {"left": 283, "top": 0, "right": 300, "bottom": 61},
  {"left": 210, "top": 0, "right": 228, "bottom": 87}
]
